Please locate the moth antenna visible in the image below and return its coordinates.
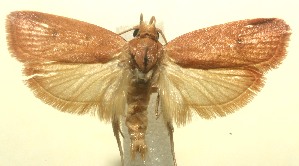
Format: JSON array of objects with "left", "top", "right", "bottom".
[
  {"left": 140, "top": 13, "right": 143, "bottom": 24},
  {"left": 118, "top": 25, "right": 139, "bottom": 35},
  {"left": 149, "top": 16, "right": 156, "bottom": 25}
]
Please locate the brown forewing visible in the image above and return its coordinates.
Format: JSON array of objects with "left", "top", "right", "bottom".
[
  {"left": 165, "top": 18, "right": 290, "bottom": 72},
  {"left": 6, "top": 11, "right": 127, "bottom": 63}
]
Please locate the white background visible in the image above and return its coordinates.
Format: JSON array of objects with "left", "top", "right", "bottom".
[{"left": 0, "top": 0, "right": 298, "bottom": 166}]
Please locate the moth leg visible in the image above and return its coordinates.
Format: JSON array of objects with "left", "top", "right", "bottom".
[
  {"left": 112, "top": 117, "right": 124, "bottom": 166},
  {"left": 118, "top": 26, "right": 138, "bottom": 35},
  {"left": 156, "top": 28, "right": 168, "bottom": 43},
  {"left": 166, "top": 121, "right": 177, "bottom": 166},
  {"left": 155, "top": 93, "right": 161, "bottom": 120}
]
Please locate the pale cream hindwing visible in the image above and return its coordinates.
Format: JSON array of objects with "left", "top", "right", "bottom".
[
  {"left": 24, "top": 58, "right": 131, "bottom": 122},
  {"left": 158, "top": 59, "right": 264, "bottom": 126}
]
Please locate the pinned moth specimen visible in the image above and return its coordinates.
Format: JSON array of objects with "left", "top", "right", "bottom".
[{"left": 6, "top": 11, "right": 290, "bottom": 166}]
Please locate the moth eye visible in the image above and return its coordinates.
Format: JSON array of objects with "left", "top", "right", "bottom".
[{"left": 133, "top": 29, "right": 139, "bottom": 37}]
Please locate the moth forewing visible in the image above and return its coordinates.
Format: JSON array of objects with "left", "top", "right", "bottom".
[
  {"left": 164, "top": 18, "right": 290, "bottom": 71},
  {"left": 6, "top": 11, "right": 127, "bottom": 63}
]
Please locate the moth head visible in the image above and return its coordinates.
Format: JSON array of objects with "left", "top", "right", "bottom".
[{"left": 133, "top": 14, "right": 160, "bottom": 41}]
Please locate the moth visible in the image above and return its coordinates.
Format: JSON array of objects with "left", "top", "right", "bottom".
[{"left": 6, "top": 11, "right": 290, "bottom": 166}]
